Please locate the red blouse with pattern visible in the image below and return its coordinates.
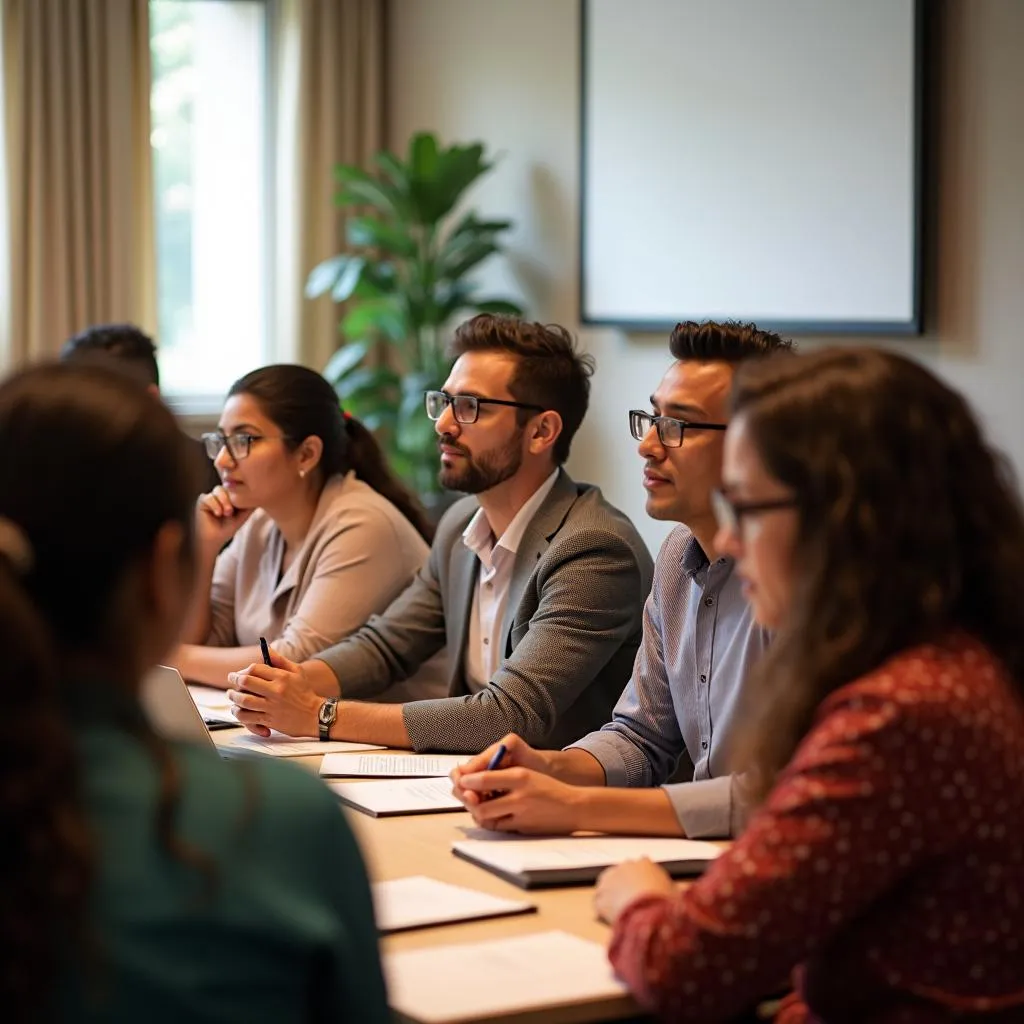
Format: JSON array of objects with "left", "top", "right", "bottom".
[{"left": 608, "top": 634, "right": 1024, "bottom": 1022}]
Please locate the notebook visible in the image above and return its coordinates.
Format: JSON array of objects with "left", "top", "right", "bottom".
[
  {"left": 186, "top": 683, "right": 238, "bottom": 726},
  {"left": 319, "top": 752, "right": 467, "bottom": 778},
  {"left": 452, "top": 834, "right": 722, "bottom": 889},
  {"left": 219, "top": 733, "right": 386, "bottom": 758},
  {"left": 371, "top": 876, "right": 535, "bottom": 934},
  {"left": 383, "top": 931, "right": 629, "bottom": 1023},
  {"left": 328, "top": 777, "right": 463, "bottom": 817}
]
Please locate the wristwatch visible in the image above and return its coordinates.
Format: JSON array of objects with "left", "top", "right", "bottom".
[{"left": 317, "top": 697, "right": 339, "bottom": 742}]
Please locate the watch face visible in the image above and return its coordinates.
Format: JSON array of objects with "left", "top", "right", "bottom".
[{"left": 318, "top": 700, "right": 337, "bottom": 726}]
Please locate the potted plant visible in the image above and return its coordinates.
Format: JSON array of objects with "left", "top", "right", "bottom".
[{"left": 305, "top": 132, "right": 524, "bottom": 503}]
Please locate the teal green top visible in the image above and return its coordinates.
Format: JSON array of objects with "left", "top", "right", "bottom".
[{"left": 58, "top": 684, "right": 389, "bottom": 1023}]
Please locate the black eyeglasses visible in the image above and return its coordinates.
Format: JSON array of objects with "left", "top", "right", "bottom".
[
  {"left": 711, "top": 488, "right": 799, "bottom": 534},
  {"left": 425, "top": 390, "right": 546, "bottom": 425},
  {"left": 201, "top": 430, "right": 288, "bottom": 462},
  {"left": 629, "top": 409, "right": 727, "bottom": 448}
]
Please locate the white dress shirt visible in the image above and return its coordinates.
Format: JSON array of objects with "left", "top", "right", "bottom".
[{"left": 460, "top": 470, "right": 560, "bottom": 691}]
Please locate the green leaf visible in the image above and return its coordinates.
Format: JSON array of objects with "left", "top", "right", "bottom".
[
  {"left": 442, "top": 239, "right": 499, "bottom": 280},
  {"left": 374, "top": 150, "right": 410, "bottom": 194},
  {"left": 335, "top": 178, "right": 405, "bottom": 218},
  {"left": 340, "top": 297, "right": 408, "bottom": 342},
  {"left": 472, "top": 298, "right": 524, "bottom": 316},
  {"left": 322, "top": 339, "right": 371, "bottom": 383},
  {"left": 331, "top": 256, "right": 367, "bottom": 302},
  {"left": 409, "top": 132, "right": 440, "bottom": 179},
  {"left": 346, "top": 216, "right": 417, "bottom": 257},
  {"left": 334, "top": 365, "right": 401, "bottom": 404},
  {"left": 305, "top": 254, "right": 351, "bottom": 299}
]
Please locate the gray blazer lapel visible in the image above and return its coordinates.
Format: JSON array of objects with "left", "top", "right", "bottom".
[
  {"left": 447, "top": 528, "right": 481, "bottom": 694},
  {"left": 499, "top": 471, "right": 578, "bottom": 657}
]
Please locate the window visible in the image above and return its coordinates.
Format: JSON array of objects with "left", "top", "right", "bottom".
[{"left": 149, "top": 0, "right": 269, "bottom": 403}]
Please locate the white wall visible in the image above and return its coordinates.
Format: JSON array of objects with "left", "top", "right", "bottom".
[{"left": 387, "top": 0, "right": 1024, "bottom": 555}]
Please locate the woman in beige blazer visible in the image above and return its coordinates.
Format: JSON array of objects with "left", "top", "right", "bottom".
[{"left": 171, "top": 365, "right": 437, "bottom": 689}]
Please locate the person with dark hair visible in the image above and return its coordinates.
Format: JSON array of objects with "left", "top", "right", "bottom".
[
  {"left": 594, "top": 348, "right": 1024, "bottom": 1022},
  {"left": 0, "top": 362, "right": 387, "bottom": 1023},
  {"left": 171, "top": 364, "right": 443, "bottom": 695},
  {"left": 453, "top": 321, "right": 792, "bottom": 837},
  {"left": 224, "top": 314, "right": 654, "bottom": 754},
  {"left": 59, "top": 322, "right": 221, "bottom": 494}
]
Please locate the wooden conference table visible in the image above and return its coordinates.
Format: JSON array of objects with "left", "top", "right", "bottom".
[{"left": 213, "top": 734, "right": 658, "bottom": 1024}]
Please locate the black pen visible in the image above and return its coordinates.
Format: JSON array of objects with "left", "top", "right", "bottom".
[{"left": 259, "top": 636, "right": 272, "bottom": 667}]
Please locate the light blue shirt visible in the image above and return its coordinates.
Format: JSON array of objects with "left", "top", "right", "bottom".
[{"left": 568, "top": 525, "right": 771, "bottom": 837}]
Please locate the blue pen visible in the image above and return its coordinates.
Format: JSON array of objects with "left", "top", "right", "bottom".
[
  {"left": 481, "top": 743, "right": 507, "bottom": 801},
  {"left": 259, "top": 636, "right": 272, "bottom": 667}
]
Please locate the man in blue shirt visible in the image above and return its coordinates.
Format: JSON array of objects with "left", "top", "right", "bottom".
[{"left": 453, "top": 321, "right": 792, "bottom": 838}]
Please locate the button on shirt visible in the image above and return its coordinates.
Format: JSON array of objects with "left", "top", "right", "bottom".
[
  {"left": 568, "top": 525, "right": 771, "bottom": 837},
  {"left": 461, "top": 470, "right": 560, "bottom": 691}
]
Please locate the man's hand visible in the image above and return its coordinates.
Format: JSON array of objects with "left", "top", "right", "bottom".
[
  {"left": 226, "top": 646, "right": 321, "bottom": 737},
  {"left": 454, "top": 766, "right": 584, "bottom": 835},
  {"left": 594, "top": 858, "right": 676, "bottom": 926},
  {"left": 450, "top": 734, "right": 552, "bottom": 807}
]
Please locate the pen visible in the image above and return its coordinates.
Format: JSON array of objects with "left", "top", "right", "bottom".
[
  {"left": 481, "top": 743, "right": 507, "bottom": 801},
  {"left": 259, "top": 636, "right": 272, "bottom": 667}
]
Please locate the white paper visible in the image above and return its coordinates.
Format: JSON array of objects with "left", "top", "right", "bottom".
[
  {"left": 220, "top": 732, "right": 386, "bottom": 757},
  {"left": 372, "top": 876, "right": 534, "bottom": 934},
  {"left": 319, "top": 752, "right": 467, "bottom": 777},
  {"left": 453, "top": 835, "right": 722, "bottom": 874},
  {"left": 384, "top": 930, "right": 627, "bottom": 1023},
  {"left": 187, "top": 684, "right": 236, "bottom": 724},
  {"left": 328, "top": 777, "right": 463, "bottom": 816}
]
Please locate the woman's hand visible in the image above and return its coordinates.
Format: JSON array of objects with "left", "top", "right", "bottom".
[
  {"left": 594, "top": 858, "right": 677, "bottom": 926},
  {"left": 195, "top": 486, "right": 253, "bottom": 554}
]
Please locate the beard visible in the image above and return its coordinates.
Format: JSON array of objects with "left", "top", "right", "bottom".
[{"left": 438, "top": 429, "right": 524, "bottom": 494}]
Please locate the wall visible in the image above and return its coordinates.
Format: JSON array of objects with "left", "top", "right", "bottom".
[{"left": 387, "top": 0, "right": 1024, "bottom": 555}]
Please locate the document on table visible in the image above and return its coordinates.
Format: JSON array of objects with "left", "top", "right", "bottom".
[
  {"left": 452, "top": 834, "right": 722, "bottom": 888},
  {"left": 220, "top": 732, "right": 386, "bottom": 757},
  {"left": 328, "top": 777, "right": 463, "bottom": 817},
  {"left": 319, "top": 752, "right": 468, "bottom": 778},
  {"left": 371, "top": 876, "right": 535, "bottom": 933},
  {"left": 187, "top": 684, "right": 236, "bottom": 725},
  {"left": 383, "top": 930, "right": 629, "bottom": 1023}
]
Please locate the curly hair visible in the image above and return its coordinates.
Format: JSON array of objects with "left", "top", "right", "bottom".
[
  {"left": 730, "top": 348, "right": 1024, "bottom": 801},
  {"left": 449, "top": 314, "right": 595, "bottom": 464},
  {"left": 0, "top": 363, "right": 207, "bottom": 1020}
]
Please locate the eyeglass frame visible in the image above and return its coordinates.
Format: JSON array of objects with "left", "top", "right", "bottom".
[
  {"left": 710, "top": 488, "right": 799, "bottom": 535},
  {"left": 424, "top": 389, "right": 546, "bottom": 425},
  {"left": 628, "top": 409, "right": 727, "bottom": 448},
  {"left": 200, "top": 430, "right": 291, "bottom": 462}
]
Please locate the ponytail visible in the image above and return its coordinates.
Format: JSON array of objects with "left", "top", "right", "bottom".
[
  {"left": 0, "top": 536, "right": 92, "bottom": 1022},
  {"left": 343, "top": 418, "right": 435, "bottom": 544}
]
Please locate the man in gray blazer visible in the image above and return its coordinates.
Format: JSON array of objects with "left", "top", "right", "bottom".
[{"left": 226, "top": 314, "right": 654, "bottom": 753}]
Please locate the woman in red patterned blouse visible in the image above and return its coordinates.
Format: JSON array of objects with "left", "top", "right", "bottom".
[{"left": 595, "top": 348, "right": 1024, "bottom": 1022}]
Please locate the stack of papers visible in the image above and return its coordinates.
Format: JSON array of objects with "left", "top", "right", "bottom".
[
  {"left": 328, "top": 777, "right": 463, "bottom": 817},
  {"left": 384, "top": 931, "right": 629, "bottom": 1022},
  {"left": 371, "top": 876, "right": 535, "bottom": 933},
  {"left": 187, "top": 684, "right": 236, "bottom": 725},
  {"left": 319, "top": 752, "right": 467, "bottom": 777}
]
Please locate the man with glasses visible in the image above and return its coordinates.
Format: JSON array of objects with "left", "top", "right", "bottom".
[
  {"left": 224, "top": 314, "right": 654, "bottom": 753},
  {"left": 452, "top": 321, "right": 793, "bottom": 838}
]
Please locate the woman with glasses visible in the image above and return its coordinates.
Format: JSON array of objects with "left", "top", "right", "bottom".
[
  {"left": 595, "top": 349, "right": 1024, "bottom": 1022},
  {"left": 0, "top": 362, "right": 388, "bottom": 1023},
  {"left": 172, "top": 365, "right": 441, "bottom": 691}
]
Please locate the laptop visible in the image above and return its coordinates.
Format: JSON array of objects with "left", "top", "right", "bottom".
[{"left": 140, "top": 665, "right": 218, "bottom": 750}]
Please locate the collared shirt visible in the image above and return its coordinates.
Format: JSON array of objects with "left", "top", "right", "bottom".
[
  {"left": 461, "top": 469, "right": 560, "bottom": 691},
  {"left": 568, "top": 524, "right": 771, "bottom": 837}
]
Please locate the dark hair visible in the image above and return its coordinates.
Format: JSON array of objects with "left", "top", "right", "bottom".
[
  {"left": 60, "top": 323, "right": 160, "bottom": 388},
  {"left": 730, "top": 348, "right": 1024, "bottom": 801},
  {"left": 227, "top": 365, "right": 433, "bottom": 543},
  {"left": 669, "top": 320, "right": 793, "bottom": 363},
  {"left": 0, "top": 362, "right": 204, "bottom": 1019},
  {"left": 449, "top": 314, "right": 595, "bottom": 464}
]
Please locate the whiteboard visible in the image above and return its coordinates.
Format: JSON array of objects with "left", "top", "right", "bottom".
[{"left": 580, "top": 0, "right": 923, "bottom": 333}]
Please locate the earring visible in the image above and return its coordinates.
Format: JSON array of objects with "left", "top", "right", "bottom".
[{"left": 299, "top": 469, "right": 306, "bottom": 479}]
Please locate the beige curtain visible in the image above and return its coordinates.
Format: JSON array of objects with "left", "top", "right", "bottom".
[
  {"left": 274, "top": 0, "right": 385, "bottom": 371},
  {"left": 0, "top": 0, "right": 155, "bottom": 367}
]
